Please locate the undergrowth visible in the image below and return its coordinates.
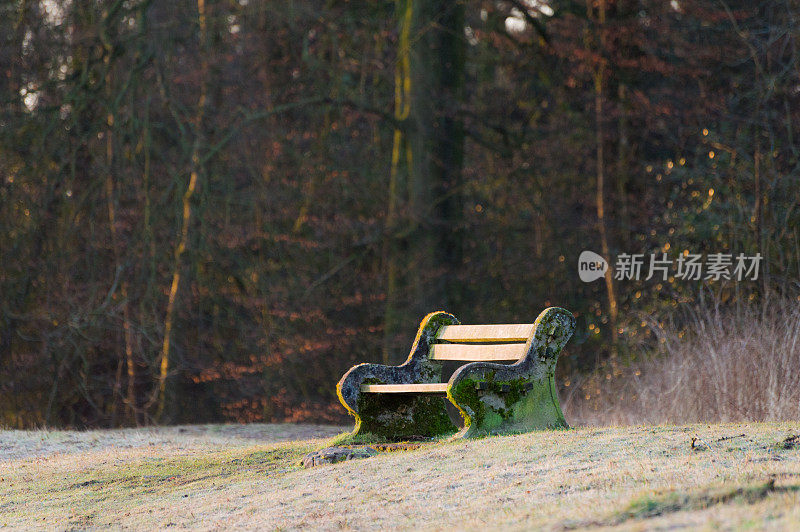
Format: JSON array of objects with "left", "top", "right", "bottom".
[{"left": 563, "top": 296, "right": 800, "bottom": 426}]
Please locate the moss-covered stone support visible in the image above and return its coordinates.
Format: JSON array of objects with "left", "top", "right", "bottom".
[
  {"left": 336, "top": 307, "right": 576, "bottom": 442},
  {"left": 336, "top": 311, "right": 459, "bottom": 440},
  {"left": 447, "top": 307, "right": 575, "bottom": 438}
]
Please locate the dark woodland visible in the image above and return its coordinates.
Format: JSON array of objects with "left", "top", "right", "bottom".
[{"left": 1, "top": 0, "right": 799, "bottom": 428}]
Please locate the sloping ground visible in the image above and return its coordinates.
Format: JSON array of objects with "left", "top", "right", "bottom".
[{"left": 1, "top": 422, "right": 799, "bottom": 530}]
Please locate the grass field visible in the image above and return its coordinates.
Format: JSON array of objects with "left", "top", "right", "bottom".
[{"left": 2, "top": 422, "right": 799, "bottom": 530}]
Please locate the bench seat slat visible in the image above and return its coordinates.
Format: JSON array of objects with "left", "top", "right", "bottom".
[
  {"left": 436, "top": 323, "right": 533, "bottom": 343},
  {"left": 430, "top": 343, "right": 526, "bottom": 362},
  {"left": 361, "top": 383, "right": 448, "bottom": 393}
]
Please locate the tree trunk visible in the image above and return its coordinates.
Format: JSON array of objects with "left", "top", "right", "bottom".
[
  {"left": 589, "top": 0, "right": 619, "bottom": 352},
  {"left": 382, "top": 0, "right": 412, "bottom": 364},
  {"left": 408, "top": 0, "right": 466, "bottom": 318},
  {"left": 383, "top": 0, "right": 466, "bottom": 361},
  {"left": 155, "top": 0, "right": 209, "bottom": 421}
]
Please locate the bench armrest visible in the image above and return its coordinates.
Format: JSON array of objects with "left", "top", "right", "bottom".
[
  {"left": 446, "top": 307, "right": 576, "bottom": 437},
  {"left": 336, "top": 311, "right": 459, "bottom": 415}
]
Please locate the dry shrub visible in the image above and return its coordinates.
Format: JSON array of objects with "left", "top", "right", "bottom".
[{"left": 562, "top": 296, "right": 800, "bottom": 426}]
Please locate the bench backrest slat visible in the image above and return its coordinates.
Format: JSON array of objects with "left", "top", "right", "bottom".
[
  {"left": 430, "top": 343, "right": 526, "bottom": 362},
  {"left": 436, "top": 323, "right": 533, "bottom": 343}
]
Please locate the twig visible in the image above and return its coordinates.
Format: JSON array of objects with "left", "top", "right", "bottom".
[{"left": 715, "top": 433, "right": 746, "bottom": 442}]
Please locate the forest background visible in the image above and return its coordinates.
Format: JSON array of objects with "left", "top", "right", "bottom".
[{"left": 1, "top": 0, "right": 799, "bottom": 428}]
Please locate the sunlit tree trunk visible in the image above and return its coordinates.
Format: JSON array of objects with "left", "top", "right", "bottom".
[
  {"left": 156, "top": 0, "right": 209, "bottom": 421},
  {"left": 588, "top": 0, "right": 619, "bottom": 351}
]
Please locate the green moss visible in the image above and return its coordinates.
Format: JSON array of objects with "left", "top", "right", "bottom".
[
  {"left": 615, "top": 480, "right": 794, "bottom": 523},
  {"left": 447, "top": 376, "right": 483, "bottom": 431},
  {"left": 345, "top": 392, "right": 456, "bottom": 442},
  {"left": 448, "top": 375, "right": 567, "bottom": 438},
  {"left": 329, "top": 431, "right": 391, "bottom": 446}
]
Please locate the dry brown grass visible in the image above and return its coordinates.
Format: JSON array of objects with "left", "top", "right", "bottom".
[
  {"left": 563, "top": 297, "right": 800, "bottom": 427},
  {"left": 2, "top": 422, "right": 800, "bottom": 530},
  {"left": 0, "top": 423, "right": 342, "bottom": 461}
]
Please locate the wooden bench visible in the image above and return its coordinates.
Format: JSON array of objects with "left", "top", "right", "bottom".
[{"left": 336, "top": 307, "right": 576, "bottom": 440}]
